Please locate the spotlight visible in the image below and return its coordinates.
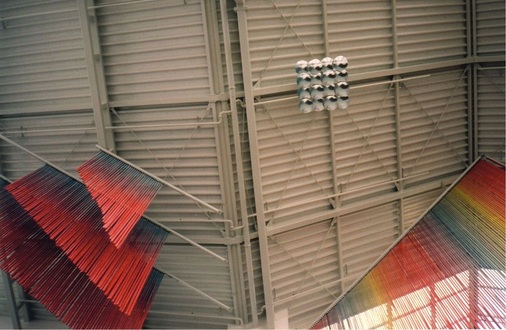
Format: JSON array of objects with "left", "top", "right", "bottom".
[
  {"left": 323, "top": 83, "right": 336, "bottom": 98},
  {"left": 310, "top": 84, "right": 325, "bottom": 100},
  {"left": 297, "top": 72, "right": 312, "bottom": 89},
  {"left": 312, "top": 98, "right": 325, "bottom": 112},
  {"left": 299, "top": 98, "right": 313, "bottom": 113},
  {"left": 336, "top": 70, "right": 348, "bottom": 82},
  {"left": 336, "top": 81, "right": 349, "bottom": 97},
  {"left": 297, "top": 87, "right": 311, "bottom": 99},
  {"left": 322, "top": 69, "right": 337, "bottom": 85},
  {"left": 310, "top": 72, "right": 322, "bottom": 87},
  {"left": 308, "top": 59, "right": 323, "bottom": 75},
  {"left": 324, "top": 96, "right": 339, "bottom": 111},
  {"left": 321, "top": 57, "right": 334, "bottom": 71},
  {"left": 337, "top": 96, "right": 349, "bottom": 110},
  {"left": 295, "top": 55, "right": 349, "bottom": 113},
  {"left": 333, "top": 56, "right": 348, "bottom": 71},
  {"left": 294, "top": 60, "right": 308, "bottom": 74}
]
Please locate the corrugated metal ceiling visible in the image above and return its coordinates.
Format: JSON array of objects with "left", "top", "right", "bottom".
[{"left": 0, "top": 0, "right": 504, "bottom": 329}]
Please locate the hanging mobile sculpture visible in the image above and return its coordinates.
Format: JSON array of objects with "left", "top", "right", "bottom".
[
  {"left": 0, "top": 179, "right": 163, "bottom": 329},
  {"left": 78, "top": 148, "right": 221, "bottom": 248},
  {"left": 0, "top": 133, "right": 223, "bottom": 329},
  {"left": 6, "top": 165, "right": 168, "bottom": 315},
  {"left": 311, "top": 157, "right": 505, "bottom": 330},
  {"left": 77, "top": 151, "right": 164, "bottom": 248}
]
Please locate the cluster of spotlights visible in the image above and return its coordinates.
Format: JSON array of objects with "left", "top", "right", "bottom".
[{"left": 295, "top": 56, "right": 349, "bottom": 113}]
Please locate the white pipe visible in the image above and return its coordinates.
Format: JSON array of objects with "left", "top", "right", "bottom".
[
  {"left": 143, "top": 215, "right": 227, "bottom": 263},
  {"left": 261, "top": 171, "right": 429, "bottom": 216},
  {"left": 0, "top": 112, "right": 232, "bottom": 135},
  {"left": 95, "top": 144, "right": 222, "bottom": 214},
  {"left": 0, "top": 127, "right": 97, "bottom": 135},
  {"left": 105, "top": 111, "right": 231, "bottom": 131},
  {"left": 157, "top": 267, "right": 233, "bottom": 312},
  {"left": 0, "top": 134, "right": 78, "bottom": 180},
  {"left": 162, "top": 218, "right": 238, "bottom": 229},
  {"left": 87, "top": 0, "right": 160, "bottom": 10},
  {"left": 149, "top": 311, "right": 244, "bottom": 325},
  {"left": 349, "top": 74, "right": 431, "bottom": 90},
  {"left": 253, "top": 75, "right": 432, "bottom": 106},
  {"left": 0, "top": 174, "right": 11, "bottom": 182},
  {"left": 0, "top": 8, "right": 76, "bottom": 21},
  {"left": 477, "top": 66, "right": 506, "bottom": 70}
]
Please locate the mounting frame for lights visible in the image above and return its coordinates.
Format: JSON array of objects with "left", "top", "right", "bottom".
[{"left": 295, "top": 56, "right": 349, "bottom": 113}]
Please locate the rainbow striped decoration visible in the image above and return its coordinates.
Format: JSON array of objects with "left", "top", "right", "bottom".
[
  {"left": 312, "top": 157, "right": 505, "bottom": 329},
  {"left": 0, "top": 179, "right": 164, "bottom": 329}
]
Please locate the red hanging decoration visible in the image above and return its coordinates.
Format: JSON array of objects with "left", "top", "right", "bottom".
[
  {"left": 1, "top": 179, "right": 163, "bottom": 329},
  {"left": 6, "top": 166, "right": 168, "bottom": 315},
  {"left": 78, "top": 151, "right": 164, "bottom": 248}
]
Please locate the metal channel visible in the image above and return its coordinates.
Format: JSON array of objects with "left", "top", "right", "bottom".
[
  {"left": 95, "top": 144, "right": 222, "bottom": 214},
  {"left": 76, "top": 0, "right": 116, "bottom": 152},
  {"left": 236, "top": 1, "right": 276, "bottom": 327},
  {"left": 1, "top": 268, "right": 21, "bottom": 328},
  {"left": 220, "top": 0, "right": 259, "bottom": 325}
]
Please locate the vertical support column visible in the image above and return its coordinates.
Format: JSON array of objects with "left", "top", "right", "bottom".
[
  {"left": 202, "top": 0, "right": 248, "bottom": 324},
  {"left": 467, "top": 64, "right": 474, "bottom": 162},
  {"left": 16, "top": 284, "right": 31, "bottom": 323},
  {"left": 220, "top": 0, "right": 259, "bottom": 325},
  {"left": 322, "top": 0, "right": 346, "bottom": 296},
  {"left": 391, "top": 0, "right": 399, "bottom": 69},
  {"left": 468, "top": 266, "right": 479, "bottom": 327},
  {"left": 321, "top": 0, "right": 330, "bottom": 56},
  {"left": 77, "top": 0, "right": 116, "bottom": 152},
  {"left": 335, "top": 216, "right": 345, "bottom": 294},
  {"left": 329, "top": 111, "right": 344, "bottom": 293},
  {"left": 393, "top": 78, "right": 406, "bottom": 233},
  {"left": 430, "top": 282, "right": 437, "bottom": 329},
  {"left": 471, "top": 0, "right": 477, "bottom": 58},
  {"left": 387, "top": 298, "right": 393, "bottom": 328},
  {"left": 390, "top": 1, "right": 406, "bottom": 235},
  {"left": 472, "top": 64, "right": 479, "bottom": 160},
  {"left": 466, "top": 0, "right": 475, "bottom": 162},
  {"left": 236, "top": 1, "right": 276, "bottom": 327},
  {"left": 1, "top": 271, "right": 21, "bottom": 329},
  {"left": 0, "top": 168, "right": 30, "bottom": 326},
  {"left": 470, "top": 0, "right": 479, "bottom": 162},
  {"left": 466, "top": 0, "right": 473, "bottom": 59},
  {"left": 322, "top": 0, "right": 340, "bottom": 209}
]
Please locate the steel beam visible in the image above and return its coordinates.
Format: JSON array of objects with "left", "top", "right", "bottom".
[
  {"left": 76, "top": 0, "right": 116, "bottom": 152},
  {"left": 266, "top": 176, "right": 456, "bottom": 237},
  {"left": 1, "top": 270, "right": 21, "bottom": 329},
  {"left": 391, "top": 0, "right": 399, "bottom": 68},
  {"left": 251, "top": 57, "right": 497, "bottom": 97},
  {"left": 235, "top": 0, "right": 276, "bottom": 327},
  {"left": 203, "top": 0, "right": 247, "bottom": 324},
  {"left": 393, "top": 76, "right": 406, "bottom": 233},
  {"left": 220, "top": 0, "right": 259, "bottom": 325}
]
